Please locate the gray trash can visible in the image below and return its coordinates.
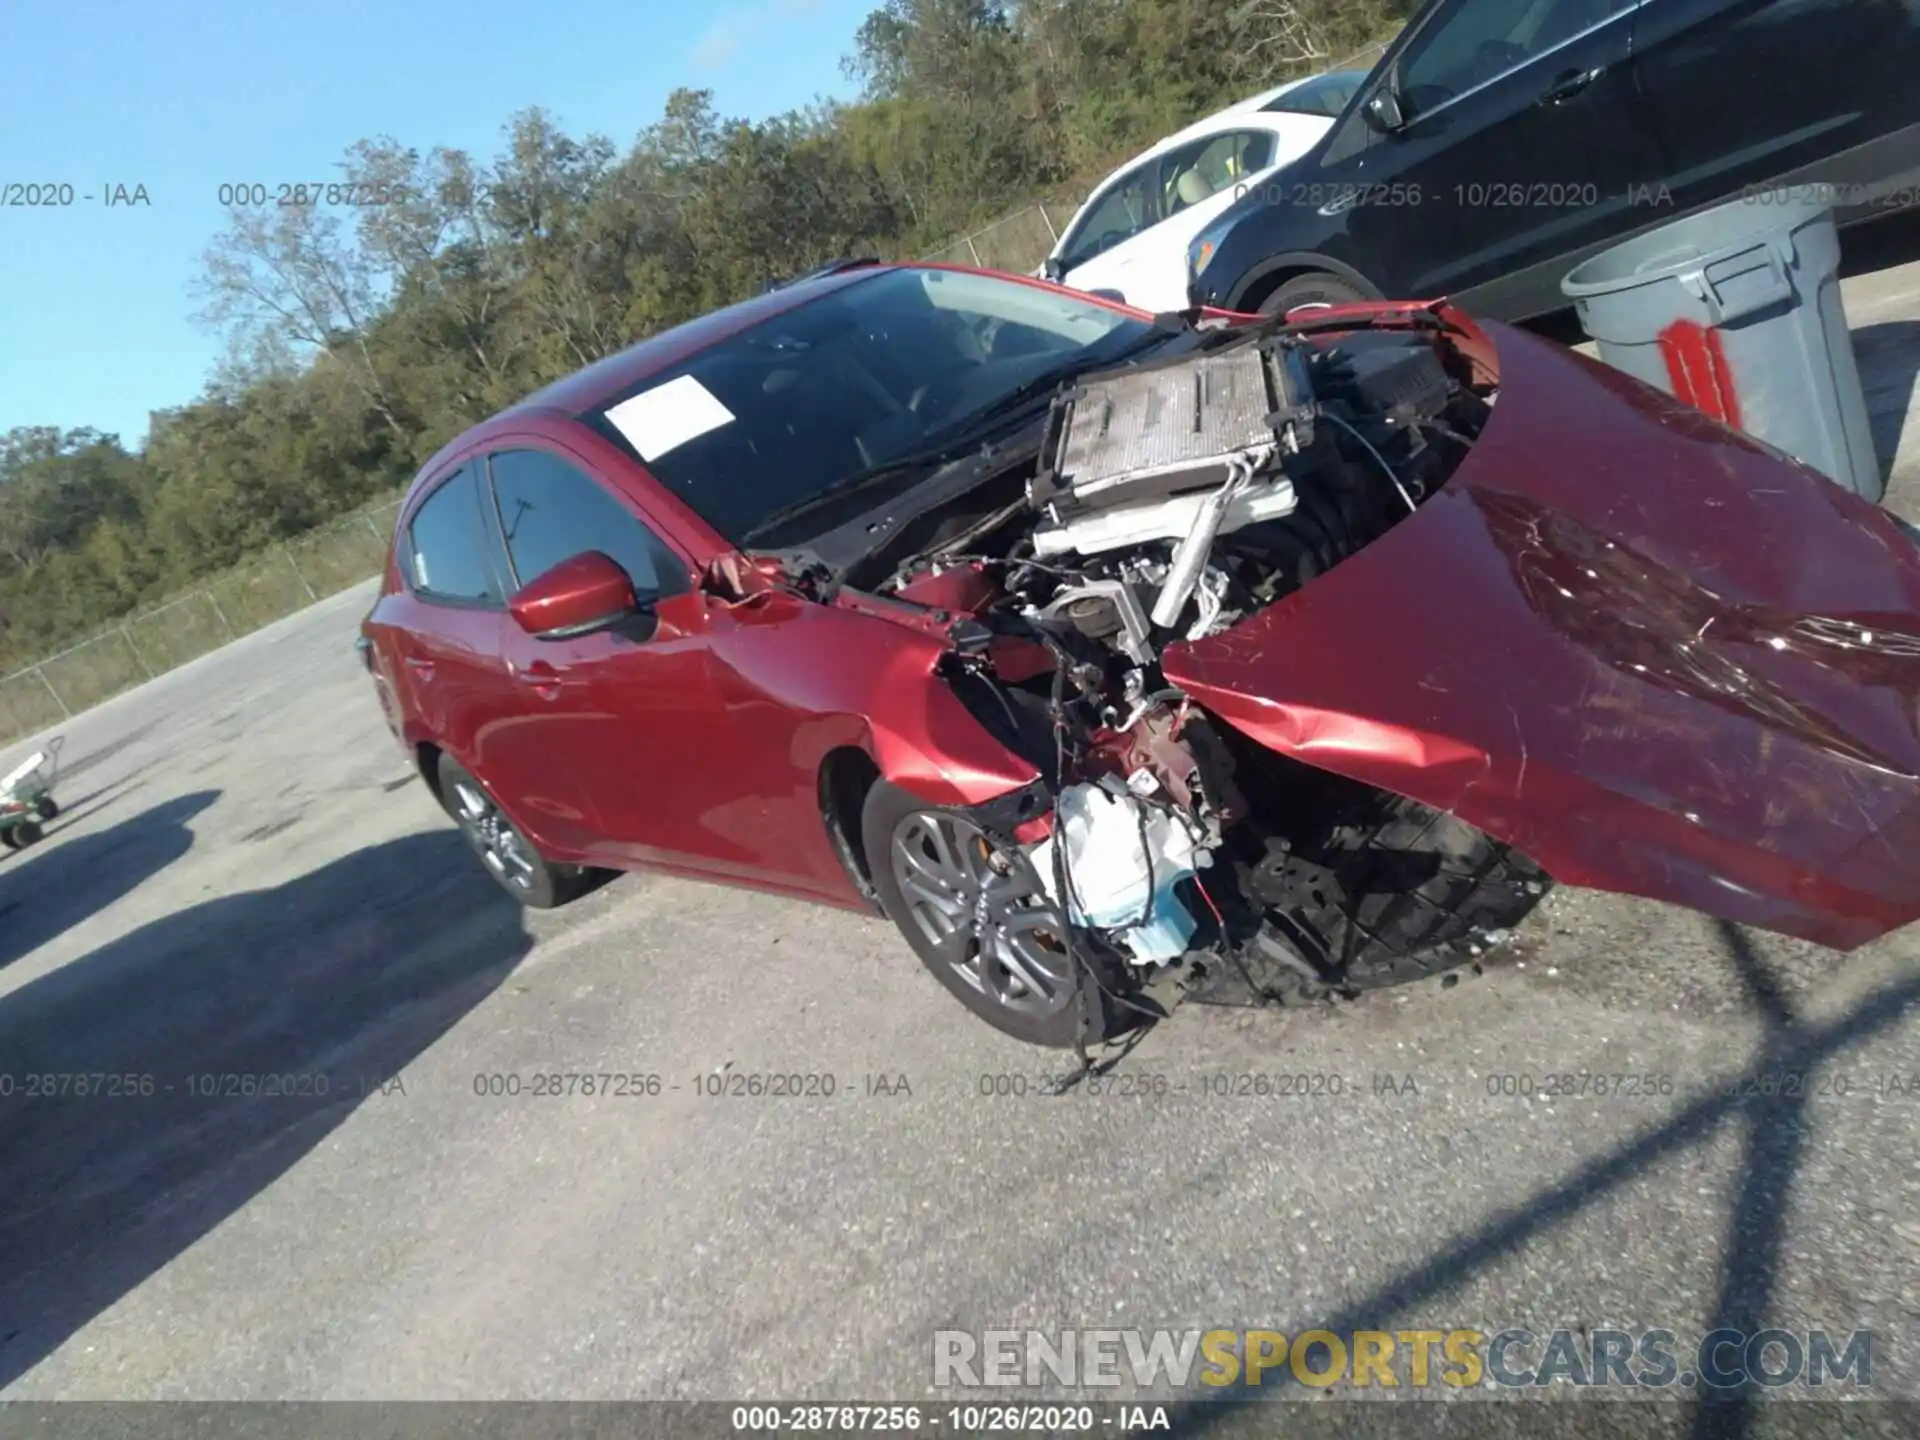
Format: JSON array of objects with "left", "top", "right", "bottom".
[{"left": 1561, "top": 189, "right": 1881, "bottom": 502}]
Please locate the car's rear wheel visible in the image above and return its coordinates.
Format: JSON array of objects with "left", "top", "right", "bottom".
[
  {"left": 3, "top": 820, "right": 43, "bottom": 850},
  {"left": 33, "top": 796, "right": 57, "bottom": 820},
  {"left": 861, "top": 780, "right": 1148, "bottom": 1048},
  {"left": 1258, "top": 271, "right": 1368, "bottom": 319},
  {"left": 436, "top": 755, "right": 592, "bottom": 910}
]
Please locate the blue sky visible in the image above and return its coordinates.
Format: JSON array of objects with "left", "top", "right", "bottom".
[{"left": 0, "top": 0, "right": 874, "bottom": 451}]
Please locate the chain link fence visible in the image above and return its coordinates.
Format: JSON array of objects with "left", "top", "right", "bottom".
[
  {"left": 0, "top": 498, "right": 402, "bottom": 745},
  {"left": 923, "top": 190, "right": 1089, "bottom": 274}
]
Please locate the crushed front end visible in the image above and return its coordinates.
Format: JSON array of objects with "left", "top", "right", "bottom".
[
  {"left": 862, "top": 293, "right": 1920, "bottom": 1024},
  {"left": 873, "top": 306, "right": 1549, "bottom": 1010}
]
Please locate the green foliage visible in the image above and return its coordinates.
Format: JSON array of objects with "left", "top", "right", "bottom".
[{"left": 0, "top": 0, "right": 1410, "bottom": 672}]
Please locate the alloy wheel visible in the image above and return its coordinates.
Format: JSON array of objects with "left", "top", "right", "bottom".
[
  {"left": 450, "top": 780, "right": 538, "bottom": 892},
  {"left": 889, "top": 812, "right": 1077, "bottom": 1017}
]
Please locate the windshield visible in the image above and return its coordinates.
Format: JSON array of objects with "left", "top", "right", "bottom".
[
  {"left": 587, "top": 267, "right": 1156, "bottom": 548},
  {"left": 1264, "top": 69, "right": 1368, "bottom": 118}
]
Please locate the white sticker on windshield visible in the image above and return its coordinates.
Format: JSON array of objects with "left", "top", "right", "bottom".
[{"left": 604, "top": 374, "right": 735, "bottom": 462}]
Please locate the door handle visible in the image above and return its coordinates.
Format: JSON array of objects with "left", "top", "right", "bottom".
[
  {"left": 514, "top": 659, "right": 564, "bottom": 701},
  {"left": 1539, "top": 66, "right": 1605, "bottom": 104},
  {"left": 404, "top": 656, "right": 436, "bottom": 680}
]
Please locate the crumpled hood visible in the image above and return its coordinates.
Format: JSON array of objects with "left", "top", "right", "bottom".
[{"left": 1164, "top": 319, "right": 1920, "bottom": 950}]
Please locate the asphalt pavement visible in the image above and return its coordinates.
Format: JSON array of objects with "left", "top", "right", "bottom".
[{"left": 3, "top": 243, "right": 1920, "bottom": 1420}]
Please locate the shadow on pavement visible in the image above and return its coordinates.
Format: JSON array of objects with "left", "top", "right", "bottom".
[
  {"left": 0, "top": 791, "right": 217, "bottom": 972},
  {"left": 1838, "top": 208, "right": 1920, "bottom": 282},
  {"left": 1165, "top": 923, "right": 1919, "bottom": 1440},
  {"left": 39, "top": 779, "right": 139, "bottom": 833},
  {"left": 0, "top": 824, "right": 533, "bottom": 1390},
  {"left": 1852, "top": 320, "right": 1920, "bottom": 484}
]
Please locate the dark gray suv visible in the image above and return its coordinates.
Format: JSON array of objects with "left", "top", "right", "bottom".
[{"left": 1187, "top": 0, "right": 1920, "bottom": 321}]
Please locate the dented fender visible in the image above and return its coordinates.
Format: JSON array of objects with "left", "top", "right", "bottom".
[{"left": 709, "top": 586, "right": 1040, "bottom": 812}]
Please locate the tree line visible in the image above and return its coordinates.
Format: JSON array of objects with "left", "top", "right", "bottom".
[{"left": 0, "top": 0, "right": 1411, "bottom": 669}]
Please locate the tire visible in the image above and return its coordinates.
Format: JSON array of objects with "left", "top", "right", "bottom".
[
  {"left": 435, "top": 755, "right": 593, "bottom": 910},
  {"left": 9, "top": 820, "right": 43, "bottom": 848},
  {"left": 0, "top": 829, "right": 17, "bottom": 851},
  {"left": 1248, "top": 791, "right": 1550, "bottom": 996},
  {"left": 1256, "top": 271, "right": 1369, "bottom": 319},
  {"left": 34, "top": 796, "right": 57, "bottom": 820},
  {"left": 861, "top": 780, "right": 1148, "bottom": 1048}
]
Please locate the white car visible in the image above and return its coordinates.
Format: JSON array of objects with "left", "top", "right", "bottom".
[{"left": 1041, "top": 69, "right": 1370, "bottom": 313}]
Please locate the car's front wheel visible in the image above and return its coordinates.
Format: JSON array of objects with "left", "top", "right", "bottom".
[
  {"left": 1258, "top": 270, "right": 1368, "bottom": 319},
  {"left": 436, "top": 755, "right": 593, "bottom": 909},
  {"left": 861, "top": 780, "right": 1148, "bottom": 1048}
]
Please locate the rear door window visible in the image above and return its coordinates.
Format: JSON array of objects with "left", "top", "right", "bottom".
[
  {"left": 406, "top": 467, "right": 504, "bottom": 606},
  {"left": 1161, "top": 131, "right": 1278, "bottom": 213}
]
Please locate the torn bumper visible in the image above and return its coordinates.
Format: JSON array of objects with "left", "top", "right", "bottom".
[{"left": 1164, "top": 321, "right": 1920, "bottom": 951}]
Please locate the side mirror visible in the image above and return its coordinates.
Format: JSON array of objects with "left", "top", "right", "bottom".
[
  {"left": 509, "top": 551, "right": 648, "bottom": 640},
  {"left": 1363, "top": 86, "right": 1406, "bottom": 134},
  {"left": 1042, "top": 255, "right": 1067, "bottom": 283}
]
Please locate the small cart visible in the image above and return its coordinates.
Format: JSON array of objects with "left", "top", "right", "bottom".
[{"left": 0, "top": 736, "right": 62, "bottom": 850}]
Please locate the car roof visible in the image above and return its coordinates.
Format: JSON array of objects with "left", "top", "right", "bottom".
[
  {"left": 1148, "top": 93, "right": 1318, "bottom": 156},
  {"left": 1211, "top": 73, "right": 1319, "bottom": 119},
  {"left": 1068, "top": 70, "right": 1347, "bottom": 193},
  {"left": 1255, "top": 67, "right": 1371, "bottom": 115}
]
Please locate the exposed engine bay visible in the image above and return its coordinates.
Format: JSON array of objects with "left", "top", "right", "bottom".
[{"left": 874, "top": 319, "right": 1549, "bottom": 1019}]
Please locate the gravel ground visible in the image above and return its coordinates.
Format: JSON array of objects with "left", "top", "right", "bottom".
[{"left": 3, "top": 243, "right": 1920, "bottom": 1428}]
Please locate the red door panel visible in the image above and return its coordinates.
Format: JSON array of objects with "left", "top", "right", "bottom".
[
  {"left": 558, "top": 592, "right": 818, "bottom": 887},
  {"left": 390, "top": 599, "right": 512, "bottom": 783},
  {"left": 483, "top": 619, "right": 608, "bottom": 857}
]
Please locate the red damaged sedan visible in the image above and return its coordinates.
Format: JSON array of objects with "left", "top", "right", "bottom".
[{"left": 360, "top": 260, "right": 1920, "bottom": 1049}]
